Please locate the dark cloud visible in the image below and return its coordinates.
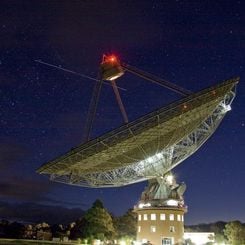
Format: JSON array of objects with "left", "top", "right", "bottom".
[
  {"left": 0, "top": 176, "right": 51, "bottom": 201},
  {"left": 37, "top": 194, "right": 87, "bottom": 208},
  {"left": 0, "top": 169, "right": 86, "bottom": 210},
  {"left": 0, "top": 201, "right": 84, "bottom": 224}
]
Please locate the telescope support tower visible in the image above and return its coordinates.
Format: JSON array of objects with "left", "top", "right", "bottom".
[{"left": 135, "top": 174, "right": 187, "bottom": 245}]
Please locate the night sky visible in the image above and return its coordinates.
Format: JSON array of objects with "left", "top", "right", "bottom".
[{"left": 1, "top": 1, "right": 244, "bottom": 225}]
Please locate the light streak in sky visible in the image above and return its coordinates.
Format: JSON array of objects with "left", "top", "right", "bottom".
[{"left": 35, "top": 59, "right": 126, "bottom": 91}]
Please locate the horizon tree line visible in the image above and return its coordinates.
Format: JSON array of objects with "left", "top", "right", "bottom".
[{"left": 0, "top": 199, "right": 245, "bottom": 244}]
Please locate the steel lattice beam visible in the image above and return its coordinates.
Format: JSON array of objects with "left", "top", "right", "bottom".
[{"left": 43, "top": 80, "right": 237, "bottom": 187}]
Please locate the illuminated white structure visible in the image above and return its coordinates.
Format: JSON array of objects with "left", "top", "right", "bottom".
[{"left": 184, "top": 232, "right": 215, "bottom": 245}]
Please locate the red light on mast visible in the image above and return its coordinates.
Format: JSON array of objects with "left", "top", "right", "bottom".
[
  {"left": 100, "top": 54, "right": 124, "bottom": 81},
  {"left": 102, "top": 54, "right": 119, "bottom": 64},
  {"left": 108, "top": 55, "right": 117, "bottom": 62}
]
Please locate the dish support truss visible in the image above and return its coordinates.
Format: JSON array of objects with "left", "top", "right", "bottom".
[{"left": 50, "top": 86, "right": 236, "bottom": 187}]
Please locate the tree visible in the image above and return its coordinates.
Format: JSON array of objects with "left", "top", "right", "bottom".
[
  {"left": 51, "top": 224, "right": 67, "bottom": 239},
  {"left": 0, "top": 220, "right": 9, "bottom": 238},
  {"left": 5, "top": 222, "right": 25, "bottom": 239},
  {"left": 114, "top": 209, "right": 137, "bottom": 239},
  {"left": 210, "top": 221, "right": 227, "bottom": 244},
  {"left": 224, "top": 220, "right": 245, "bottom": 245},
  {"left": 71, "top": 199, "right": 116, "bottom": 241},
  {"left": 184, "top": 239, "right": 195, "bottom": 245},
  {"left": 215, "top": 233, "right": 226, "bottom": 244}
]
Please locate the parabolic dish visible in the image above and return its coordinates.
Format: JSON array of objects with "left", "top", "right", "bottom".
[{"left": 37, "top": 78, "right": 239, "bottom": 187}]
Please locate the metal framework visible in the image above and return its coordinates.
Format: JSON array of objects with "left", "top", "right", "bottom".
[{"left": 37, "top": 77, "right": 238, "bottom": 187}]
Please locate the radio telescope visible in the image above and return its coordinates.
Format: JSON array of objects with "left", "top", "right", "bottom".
[
  {"left": 38, "top": 55, "right": 238, "bottom": 189},
  {"left": 38, "top": 55, "right": 239, "bottom": 205},
  {"left": 37, "top": 55, "right": 238, "bottom": 244}
]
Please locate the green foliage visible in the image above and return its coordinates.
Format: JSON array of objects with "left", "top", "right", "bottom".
[
  {"left": 114, "top": 209, "right": 137, "bottom": 239},
  {"left": 92, "top": 199, "right": 104, "bottom": 209},
  {"left": 224, "top": 220, "right": 245, "bottom": 245},
  {"left": 51, "top": 223, "right": 65, "bottom": 238},
  {"left": 210, "top": 221, "right": 226, "bottom": 234},
  {"left": 207, "top": 222, "right": 226, "bottom": 243},
  {"left": 184, "top": 239, "right": 195, "bottom": 245},
  {"left": 215, "top": 233, "right": 226, "bottom": 243},
  {"left": 71, "top": 199, "right": 115, "bottom": 240},
  {"left": 185, "top": 221, "right": 228, "bottom": 243}
]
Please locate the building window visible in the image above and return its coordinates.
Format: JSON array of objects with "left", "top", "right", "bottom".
[
  {"left": 138, "top": 214, "right": 141, "bottom": 221},
  {"left": 177, "top": 214, "right": 181, "bottom": 221},
  {"left": 162, "top": 238, "right": 172, "bottom": 245},
  {"left": 151, "top": 213, "right": 156, "bottom": 220},
  {"left": 170, "top": 226, "right": 175, "bottom": 232},
  {"left": 169, "top": 214, "right": 174, "bottom": 221},
  {"left": 181, "top": 215, "right": 184, "bottom": 222},
  {"left": 143, "top": 214, "right": 148, "bottom": 220},
  {"left": 150, "top": 226, "right": 156, "bottom": 233},
  {"left": 138, "top": 226, "right": 141, "bottom": 232},
  {"left": 160, "top": 213, "right": 166, "bottom": 220}
]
